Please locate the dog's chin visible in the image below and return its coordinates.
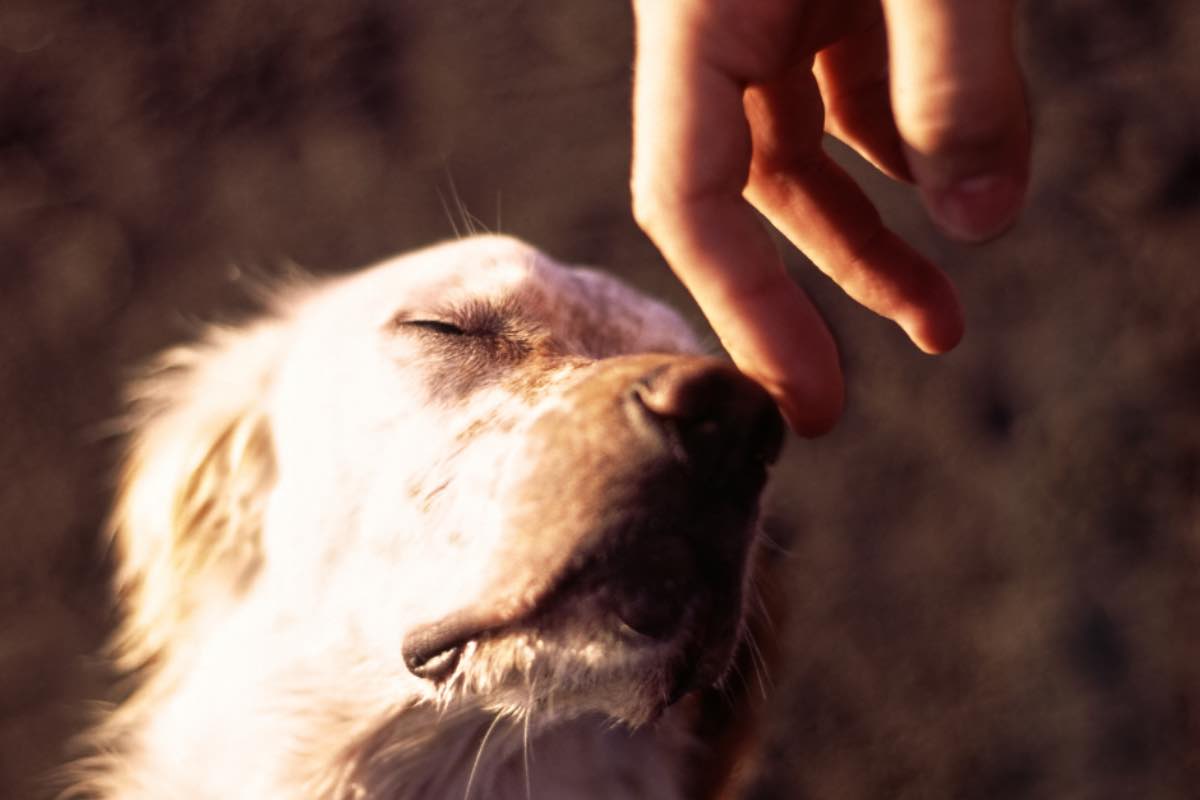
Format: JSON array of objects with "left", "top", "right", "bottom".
[
  {"left": 407, "top": 524, "right": 758, "bottom": 728},
  {"left": 438, "top": 595, "right": 746, "bottom": 728}
]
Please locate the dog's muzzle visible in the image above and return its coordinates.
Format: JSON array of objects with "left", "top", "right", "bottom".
[{"left": 402, "top": 355, "right": 784, "bottom": 696}]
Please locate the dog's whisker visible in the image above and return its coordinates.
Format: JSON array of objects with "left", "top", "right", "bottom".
[
  {"left": 435, "top": 184, "right": 463, "bottom": 240},
  {"left": 743, "top": 630, "right": 772, "bottom": 699},
  {"left": 750, "top": 584, "right": 778, "bottom": 638},
  {"left": 454, "top": 187, "right": 479, "bottom": 237},
  {"left": 755, "top": 529, "right": 794, "bottom": 557},
  {"left": 464, "top": 206, "right": 491, "bottom": 237},
  {"left": 523, "top": 682, "right": 534, "bottom": 800},
  {"left": 463, "top": 710, "right": 504, "bottom": 800},
  {"left": 441, "top": 167, "right": 491, "bottom": 237},
  {"left": 722, "top": 658, "right": 749, "bottom": 708}
]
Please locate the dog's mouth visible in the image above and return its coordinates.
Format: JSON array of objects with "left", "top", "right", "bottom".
[
  {"left": 401, "top": 477, "right": 774, "bottom": 712},
  {"left": 402, "top": 529, "right": 711, "bottom": 683},
  {"left": 402, "top": 563, "right": 745, "bottom": 708}
]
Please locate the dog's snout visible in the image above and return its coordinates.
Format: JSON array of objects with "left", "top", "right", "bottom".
[{"left": 629, "top": 358, "right": 785, "bottom": 473}]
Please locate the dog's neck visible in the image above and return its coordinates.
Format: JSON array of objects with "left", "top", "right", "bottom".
[{"left": 95, "top": 646, "right": 692, "bottom": 800}]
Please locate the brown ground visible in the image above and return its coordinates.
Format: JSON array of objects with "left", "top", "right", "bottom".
[{"left": 1, "top": 1, "right": 1198, "bottom": 798}]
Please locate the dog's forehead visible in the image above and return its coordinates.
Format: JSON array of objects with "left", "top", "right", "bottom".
[
  {"left": 312, "top": 235, "right": 700, "bottom": 353},
  {"left": 354, "top": 235, "right": 547, "bottom": 311}
]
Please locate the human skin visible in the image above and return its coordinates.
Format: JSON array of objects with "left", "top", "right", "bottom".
[{"left": 630, "top": 0, "right": 1030, "bottom": 434}]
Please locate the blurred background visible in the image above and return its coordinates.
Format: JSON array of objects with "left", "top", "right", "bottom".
[{"left": 0, "top": 1, "right": 1197, "bottom": 797}]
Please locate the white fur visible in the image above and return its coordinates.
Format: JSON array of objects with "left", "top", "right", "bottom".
[{"left": 68, "top": 236, "right": 749, "bottom": 799}]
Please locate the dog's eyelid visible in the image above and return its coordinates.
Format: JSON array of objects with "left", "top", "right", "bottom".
[
  {"left": 388, "top": 302, "right": 512, "bottom": 338},
  {"left": 395, "top": 318, "right": 469, "bottom": 337}
]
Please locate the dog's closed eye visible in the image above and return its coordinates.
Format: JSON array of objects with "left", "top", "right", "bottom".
[
  {"left": 389, "top": 299, "right": 511, "bottom": 339},
  {"left": 397, "top": 319, "right": 469, "bottom": 337},
  {"left": 388, "top": 305, "right": 533, "bottom": 391}
]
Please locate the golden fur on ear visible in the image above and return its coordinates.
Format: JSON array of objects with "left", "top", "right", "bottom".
[{"left": 111, "top": 321, "right": 285, "bottom": 671}]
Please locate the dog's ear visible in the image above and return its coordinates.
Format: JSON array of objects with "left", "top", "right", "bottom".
[{"left": 111, "top": 320, "right": 286, "bottom": 670}]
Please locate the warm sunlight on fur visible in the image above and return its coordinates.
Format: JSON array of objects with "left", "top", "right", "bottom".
[{"left": 67, "top": 236, "right": 783, "bottom": 799}]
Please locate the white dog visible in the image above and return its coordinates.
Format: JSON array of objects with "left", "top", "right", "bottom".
[{"left": 70, "top": 236, "right": 783, "bottom": 799}]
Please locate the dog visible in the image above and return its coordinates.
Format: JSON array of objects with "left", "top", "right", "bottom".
[{"left": 69, "top": 235, "right": 784, "bottom": 799}]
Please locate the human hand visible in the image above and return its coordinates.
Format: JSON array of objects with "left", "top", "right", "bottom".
[{"left": 630, "top": 0, "right": 1030, "bottom": 434}]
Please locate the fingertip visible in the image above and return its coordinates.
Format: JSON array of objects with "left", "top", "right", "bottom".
[
  {"left": 909, "top": 315, "right": 964, "bottom": 355},
  {"left": 782, "top": 398, "right": 842, "bottom": 438},
  {"left": 901, "top": 290, "right": 965, "bottom": 355},
  {"left": 771, "top": 370, "right": 845, "bottom": 438},
  {"left": 734, "top": 335, "right": 844, "bottom": 438}
]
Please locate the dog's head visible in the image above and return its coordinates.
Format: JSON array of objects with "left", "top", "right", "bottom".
[{"left": 114, "top": 235, "right": 782, "bottom": 738}]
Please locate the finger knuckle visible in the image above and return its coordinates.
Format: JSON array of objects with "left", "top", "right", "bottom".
[
  {"left": 899, "top": 91, "right": 1022, "bottom": 160},
  {"left": 630, "top": 177, "right": 672, "bottom": 233}
]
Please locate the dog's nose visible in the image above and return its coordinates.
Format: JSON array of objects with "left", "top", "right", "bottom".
[{"left": 628, "top": 358, "right": 785, "bottom": 475}]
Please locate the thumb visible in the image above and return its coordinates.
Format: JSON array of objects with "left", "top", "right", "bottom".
[{"left": 882, "top": 0, "right": 1030, "bottom": 242}]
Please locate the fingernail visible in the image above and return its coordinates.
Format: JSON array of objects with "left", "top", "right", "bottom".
[{"left": 928, "top": 174, "right": 1023, "bottom": 242}]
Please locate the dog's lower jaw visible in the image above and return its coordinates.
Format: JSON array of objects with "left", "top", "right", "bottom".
[{"left": 332, "top": 705, "right": 693, "bottom": 800}]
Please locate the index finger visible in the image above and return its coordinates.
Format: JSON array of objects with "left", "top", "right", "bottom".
[{"left": 629, "top": 2, "right": 844, "bottom": 435}]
